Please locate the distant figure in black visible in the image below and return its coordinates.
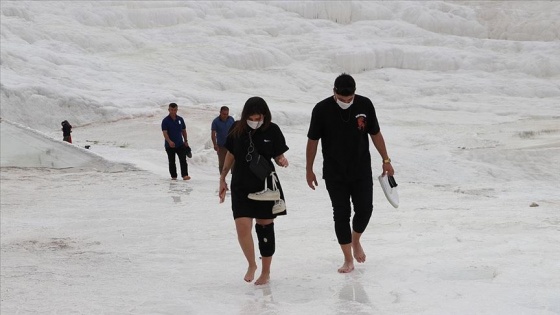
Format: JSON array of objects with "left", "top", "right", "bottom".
[{"left": 61, "top": 120, "right": 72, "bottom": 143}]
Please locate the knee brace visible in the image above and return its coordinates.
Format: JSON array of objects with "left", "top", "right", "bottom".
[{"left": 255, "top": 222, "right": 275, "bottom": 257}]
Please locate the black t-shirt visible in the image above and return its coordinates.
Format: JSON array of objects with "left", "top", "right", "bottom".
[
  {"left": 307, "top": 94, "right": 380, "bottom": 181},
  {"left": 225, "top": 121, "right": 289, "bottom": 194}
]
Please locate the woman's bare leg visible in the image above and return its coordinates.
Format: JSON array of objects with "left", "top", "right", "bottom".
[
  {"left": 255, "top": 256, "right": 271, "bottom": 285},
  {"left": 255, "top": 219, "right": 274, "bottom": 285},
  {"left": 338, "top": 243, "right": 355, "bottom": 273},
  {"left": 235, "top": 217, "right": 257, "bottom": 282},
  {"left": 352, "top": 231, "right": 366, "bottom": 263}
]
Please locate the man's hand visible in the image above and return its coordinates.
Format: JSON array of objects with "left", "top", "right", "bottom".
[
  {"left": 382, "top": 163, "right": 394, "bottom": 176},
  {"left": 306, "top": 170, "right": 318, "bottom": 190},
  {"left": 305, "top": 139, "right": 319, "bottom": 190}
]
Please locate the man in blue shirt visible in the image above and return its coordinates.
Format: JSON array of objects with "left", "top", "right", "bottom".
[
  {"left": 162, "top": 103, "right": 190, "bottom": 180},
  {"left": 211, "top": 106, "right": 234, "bottom": 174}
]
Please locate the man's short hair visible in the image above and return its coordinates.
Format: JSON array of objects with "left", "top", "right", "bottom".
[
  {"left": 169, "top": 103, "right": 178, "bottom": 108},
  {"left": 334, "top": 73, "right": 356, "bottom": 96},
  {"left": 220, "top": 106, "right": 229, "bottom": 112}
]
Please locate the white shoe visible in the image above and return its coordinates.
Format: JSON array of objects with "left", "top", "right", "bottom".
[
  {"left": 248, "top": 189, "right": 280, "bottom": 201},
  {"left": 378, "top": 174, "right": 399, "bottom": 208},
  {"left": 272, "top": 199, "right": 286, "bottom": 214},
  {"left": 248, "top": 172, "right": 281, "bottom": 201}
]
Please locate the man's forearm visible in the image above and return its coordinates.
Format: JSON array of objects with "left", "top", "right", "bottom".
[
  {"left": 211, "top": 131, "right": 217, "bottom": 146},
  {"left": 306, "top": 139, "right": 319, "bottom": 171},
  {"left": 371, "top": 133, "right": 389, "bottom": 160},
  {"left": 162, "top": 131, "right": 171, "bottom": 143}
]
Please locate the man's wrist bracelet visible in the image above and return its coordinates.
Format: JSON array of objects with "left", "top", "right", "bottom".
[{"left": 383, "top": 158, "right": 391, "bottom": 164}]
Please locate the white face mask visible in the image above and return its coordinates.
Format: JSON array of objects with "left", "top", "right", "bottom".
[
  {"left": 247, "top": 119, "right": 264, "bottom": 130},
  {"left": 335, "top": 97, "right": 353, "bottom": 110}
]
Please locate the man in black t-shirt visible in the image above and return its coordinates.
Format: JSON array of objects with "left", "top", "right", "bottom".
[{"left": 306, "top": 73, "right": 395, "bottom": 273}]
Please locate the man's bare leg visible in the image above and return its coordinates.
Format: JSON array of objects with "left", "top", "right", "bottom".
[
  {"left": 338, "top": 243, "right": 355, "bottom": 273},
  {"left": 352, "top": 231, "right": 366, "bottom": 263},
  {"left": 255, "top": 256, "right": 271, "bottom": 285},
  {"left": 235, "top": 218, "right": 258, "bottom": 282}
]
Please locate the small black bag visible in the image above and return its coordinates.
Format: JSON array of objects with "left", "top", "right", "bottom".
[
  {"left": 248, "top": 151, "right": 273, "bottom": 181},
  {"left": 246, "top": 132, "right": 273, "bottom": 181}
]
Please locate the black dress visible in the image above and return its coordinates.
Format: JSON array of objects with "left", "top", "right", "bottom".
[{"left": 225, "top": 122, "right": 289, "bottom": 219}]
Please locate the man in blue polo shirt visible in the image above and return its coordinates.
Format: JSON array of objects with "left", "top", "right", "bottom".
[
  {"left": 162, "top": 102, "right": 190, "bottom": 180},
  {"left": 211, "top": 106, "right": 234, "bottom": 174}
]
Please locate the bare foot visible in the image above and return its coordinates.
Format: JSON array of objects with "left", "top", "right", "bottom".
[
  {"left": 254, "top": 272, "right": 270, "bottom": 285},
  {"left": 244, "top": 265, "right": 257, "bottom": 282},
  {"left": 352, "top": 242, "right": 366, "bottom": 263},
  {"left": 337, "top": 261, "right": 355, "bottom": 273}
]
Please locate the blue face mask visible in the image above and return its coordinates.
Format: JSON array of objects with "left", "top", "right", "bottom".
[{"left": 247, "top": 119, "right": 263, "bottom": 129}]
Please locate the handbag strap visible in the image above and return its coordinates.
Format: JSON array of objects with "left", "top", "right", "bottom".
[
  {"left": 271, "top": 172, "right": 278, "bottom": 191},
  {"left": 263, "top": 172, "right": 278, "bottom": 191},
  {"left": 246, "top": 131, "right": 255, "bottom": 162}
]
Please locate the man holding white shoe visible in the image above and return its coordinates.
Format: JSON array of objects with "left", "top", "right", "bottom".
[{"left": 306, "top": 73, "right": 395, "bottom": 273}]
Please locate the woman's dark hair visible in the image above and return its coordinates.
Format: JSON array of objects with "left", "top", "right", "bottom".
[{"left": 230, "top": 96, "right": 272, "bottom": 137}]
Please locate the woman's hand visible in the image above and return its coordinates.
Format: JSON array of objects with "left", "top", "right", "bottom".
[
  {"left": 274, "top": 154, "right": 289, "bottom": 167},
  {"left": 219, "top": 178, "right": 228, "bottom": 203}
]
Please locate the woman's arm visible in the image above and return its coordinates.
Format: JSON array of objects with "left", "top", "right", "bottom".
[{"left": 219, "top": 151, "right": 235, "bottom": 203}]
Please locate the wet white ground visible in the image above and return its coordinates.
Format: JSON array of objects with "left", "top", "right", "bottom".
[
  {"left": 2, "top": 1, "right": 560, "bottom": 314},
  {"left": 2, "top": 110, "right": 559, "bottom": 314}
]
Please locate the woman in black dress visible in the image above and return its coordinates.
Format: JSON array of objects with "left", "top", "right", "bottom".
[{"left": 219, "top": 96, "right": 289, "bottom": 285}]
